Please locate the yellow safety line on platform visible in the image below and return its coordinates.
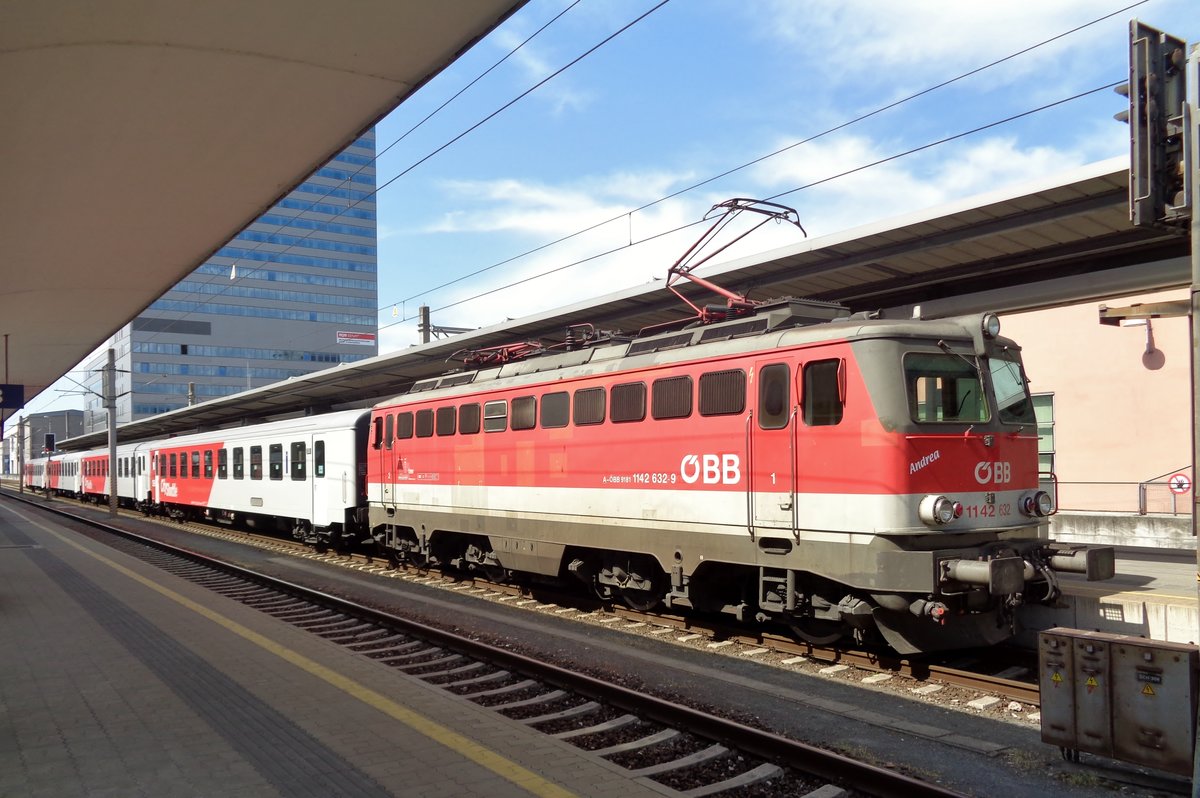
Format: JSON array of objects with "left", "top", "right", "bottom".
[{"left": 35, "top": 519, "right": 580, "bottom": 798}]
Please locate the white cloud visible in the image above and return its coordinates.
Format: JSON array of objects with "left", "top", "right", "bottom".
[
  {"left": 489, "top": 26, "right": 594, "bottom": 115},
  {"left": 746, "top": 131, "right": 1106, "bottom": 236},
  {"left": 757, "top": 0, "right": 1120, "bottom": 85}
]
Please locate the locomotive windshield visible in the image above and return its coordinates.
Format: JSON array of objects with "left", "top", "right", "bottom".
[
  {"left": 904, "top": 351, "right": 1036, "bottom": 425},
  {"left": 905, "top": 352, "right": 986, "bottom": 423},
  {"left": 988, "top": 356, "right": 1036, "bottom": 424}
]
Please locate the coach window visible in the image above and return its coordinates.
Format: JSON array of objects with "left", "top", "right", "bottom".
[
  {"left": 233, "top": 447, "right": 244, "bottom": 480},
  {"left": 204, "top": 450, "right": 213, "bottom": 479},
  {"left": 611, "top": 382, "right": 646, "bottom": 423},
  {"left": 314, "top": 440, "right": 326, "bottom": 478},
  {"left": 384, "top": 414, "right": 395, "bottom": 449},
  {"left": 397, "top": 412, "right": 414, "bottom": 439},
  {"left": 290, "top": 442, "right": 306, "bottom": 480},
  {"left": 269, "top": 444, "right": 283, "bottom": 480},
  {"left": 169, "top": 453, "right": 177, "bottom": 478},
  {"left": 180, "top": 453, "right": 189, "bottom": 479},
  {"left": 699, "top": 369, "right": 746, "bottom": 416},
  {"left": 459, "top": 403, "right": 481, "bottom": 435},
  {"left": 757, "top": 364, "right": 791, "bottom": 430},
  {"left": 483, "top": 400, "right": 507, "bottom": 432},
  {"left": 160, "top": 454, "right": 167, "bottom": 475},
  {"left": 436, "top": 406, "right": 456, "bottom": 436},
  {"left": 803, "top": 359, "right": 844, "bottom": 426},
  {"left": 416, "top": 408, "right": 434, "bottom": 438},
  {"left": 250, "top": 446, "right": 263, "bottom": 480},
  {"left": 218, "top": 449, "right": 228, "bottom": 479},
  {"left": 651, "top": 376, "right": 692, "bottom": 420},
  {"left": 371, "top": 416, "right": 384, "bottom": 449},
  {"left": 573, "top": 387, "right": 605, "bottom": 426},
  {"left": 191, "top": 451, "right": 201, "bottom": 479}
]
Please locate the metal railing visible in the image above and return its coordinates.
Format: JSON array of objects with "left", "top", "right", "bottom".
[{"left": 1138, "top": 467, "right": 1192, "bottom": 515}]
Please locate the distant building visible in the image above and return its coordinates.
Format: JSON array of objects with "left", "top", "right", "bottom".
[
  {"left": 1001, "top": 287, "right": 1191, "bottom": 547},
  {"left": 82, "top": 131, "right": 379, "bottom": 433},
  {"left": 2, "top": 410, "right": 84, "bottom": 474}
]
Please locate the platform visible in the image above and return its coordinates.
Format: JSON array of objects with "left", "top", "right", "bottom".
[
  {"left": 1028, "top": 547, "right": 1199, "bottom": 647},
  {"left": 0, "top": 497, "right": 667, "bottom": 798}
]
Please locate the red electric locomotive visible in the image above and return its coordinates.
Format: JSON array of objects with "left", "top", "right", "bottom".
[{"left": 364, "top": 201, "right": 1113, "bottom": 653}]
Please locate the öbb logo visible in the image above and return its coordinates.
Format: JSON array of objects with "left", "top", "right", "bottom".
[
  {"left": 680, "top": 454, "right": 741, "bottom": 485},
  {"left": 974, "top": 461, "right": 1011, "bottom": 485}
]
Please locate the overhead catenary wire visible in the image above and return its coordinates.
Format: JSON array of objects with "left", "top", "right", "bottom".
[
  {"left": 379, "top": 0, "right": 1148, "bottom": 315},
  {"left": 381, "top": 81, "right": 1125, "bottom": 328}
]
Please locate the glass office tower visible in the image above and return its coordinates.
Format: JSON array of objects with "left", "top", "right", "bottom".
[{"left": 82, "top": 131, "right": 378, "bottom": 432}]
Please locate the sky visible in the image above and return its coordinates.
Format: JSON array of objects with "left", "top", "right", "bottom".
[
  {"left": 14, "top": 0, "right": 1198, "bottom": 421},
  {"left": 369, "top": 0, "right": 1193, "bottom": 349}
]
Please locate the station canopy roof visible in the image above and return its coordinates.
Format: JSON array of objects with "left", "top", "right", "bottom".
[
  {"left": 0, "top": 0, "right": 525, "bottom": 411},
  {"left": 63, "top": 155, "right": 1190, "bottom": 450}
]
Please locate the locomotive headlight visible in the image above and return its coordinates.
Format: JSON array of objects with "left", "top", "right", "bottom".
[
  {"left": 1020, "top": 490, "right": 1054, "bottom": 517},
  {"left": 981, "top": 313, "right": 1001, "bottom": 339},
  {"left": 919, "top": 495, "right": 959, "bottom": 526}
]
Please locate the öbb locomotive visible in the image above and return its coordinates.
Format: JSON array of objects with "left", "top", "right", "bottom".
[
  {"left": 363, "top": 300, "right": 1113, "bottom": 653},
  {"left": 25, "top": 300, "right": 1114, "bottom": 654}
]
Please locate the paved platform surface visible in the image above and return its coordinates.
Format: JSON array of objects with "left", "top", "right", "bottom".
[
  {"left": 1029, "top": 546, "right": 1198, "bottom": 647},
  {"left": 0, "top": 497, "right": 668, "bottom": 798}
]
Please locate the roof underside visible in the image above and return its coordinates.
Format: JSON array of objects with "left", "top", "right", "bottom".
[
  {"left": 64, "top": 157, "right": 1190, "bottom": 449},
  {"left": 0, "top": 0, "right": 524, "bottom": 404}
]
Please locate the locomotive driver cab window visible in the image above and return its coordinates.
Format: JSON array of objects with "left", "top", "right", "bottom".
[{"left": 905, "top": 352, "right": 987, "bottom": 423}]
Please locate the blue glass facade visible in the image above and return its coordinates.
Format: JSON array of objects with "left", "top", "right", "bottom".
[{"left": 85, "top": 131, "right": 379, "bottom": 431}]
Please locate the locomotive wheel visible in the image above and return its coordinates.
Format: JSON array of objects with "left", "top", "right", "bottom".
[
  {"left": 619, "top": 585, "right": 663, "bottom": 612},
  {"left": 618, "top": 568, "right": 665, "bottom": 611},
  {"left": 786, "top": 617, "right": 846, "bottom": 646}
]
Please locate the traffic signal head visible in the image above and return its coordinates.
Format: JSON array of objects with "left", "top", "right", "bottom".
[{"left": 1122, "top": 20, "right": 1188, "bottom": 228}]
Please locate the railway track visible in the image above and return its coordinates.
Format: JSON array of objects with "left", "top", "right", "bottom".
[
  {"left": 140, "top": 510, "right": 1041, "bottom": 709},
  {"left": 6, "top": 485, "right": 1042, "bottom": 710},
  {"left": 6, "top": 489, "right": 969, "bottom": 798}
]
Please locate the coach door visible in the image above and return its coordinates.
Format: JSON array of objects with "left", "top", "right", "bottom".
[{"left": 749, "top": 361, "right": 796, "bottom": 534}]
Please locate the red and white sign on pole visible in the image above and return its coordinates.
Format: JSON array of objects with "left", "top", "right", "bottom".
[
  {"left": 336, "top": 331, "right": 376, "bottom": 347},
  {"left": 1167, "top": 473, "right": 1191, "bottom": 494}
]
